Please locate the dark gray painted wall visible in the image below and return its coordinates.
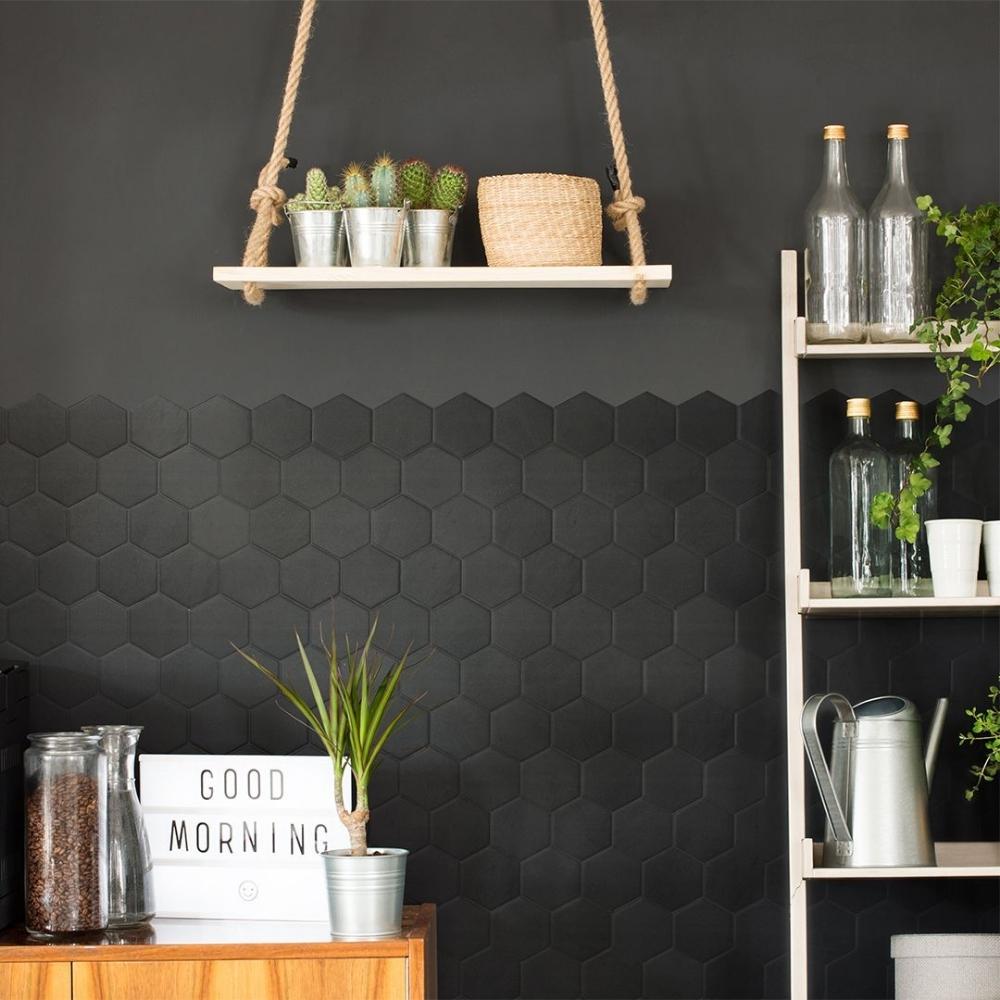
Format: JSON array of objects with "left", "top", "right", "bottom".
[
  {"left": 0, "top": 0, "right": 997, "bottom": 408},
  {"left": 1, "top": 3, "right": 999, "bottom": 999}
]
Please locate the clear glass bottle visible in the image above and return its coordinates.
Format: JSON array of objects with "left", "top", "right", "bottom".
[
  {"left": 82, "top": 725, "right": 155, "bottom": 926},
  {"left": 829, "top": 398, "right": 892, "bottom": 597},
  {"left": 868, "top": 124, "right": 929, "bottom": 343},
  {"left": 24, "top": 733, "right": 108, "bottom": 936},
  {"left": 890, "top": 401, "right": 936, "bottom": 596},
  {"left": 805, "top": 124, "right": 867, "bottom": 344}
]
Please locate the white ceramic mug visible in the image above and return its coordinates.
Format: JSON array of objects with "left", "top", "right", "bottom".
[
  {"left": 925, "top": 519, "right": 983, "bottom": 598},
  {"left": 984, "top": 521, "right": 1000, "bottom": 597}
]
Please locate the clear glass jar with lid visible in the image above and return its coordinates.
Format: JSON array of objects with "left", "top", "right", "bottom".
[{"left": 24, "top": 732, "right": 108, "bottom": 936}]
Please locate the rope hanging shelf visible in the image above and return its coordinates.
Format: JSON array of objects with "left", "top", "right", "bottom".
[{"left": 214, "top": 0, "right": 671, "bottom": 305}]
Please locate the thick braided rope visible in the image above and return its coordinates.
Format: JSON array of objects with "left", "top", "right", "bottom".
[
  {"left": 587, "top": 0, "right": 648, "bottom": 305},
  {"left": 241, "top": 0, "right": 318, "bottom": 306}
]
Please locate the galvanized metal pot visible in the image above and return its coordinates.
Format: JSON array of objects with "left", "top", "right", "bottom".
[
  {"left": 403, "top": 208, "right": 458, "bottom": 267},
  {"left": 343, "top": 206, "right": 408, "bottom": 267},
  {"left": 322, "top": 848, "right": 407, "bottom": 940},
  {"left": 286, "top": 209, "right": 347, "bottom": 267}
]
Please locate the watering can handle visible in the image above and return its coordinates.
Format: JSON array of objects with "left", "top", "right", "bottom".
[{"left": 801, "top": 693, "right": 855, "bottom": 857}]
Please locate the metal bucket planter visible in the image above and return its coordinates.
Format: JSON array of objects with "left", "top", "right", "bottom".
[
  {"left": 403, "top": 209, "right": 458, "bottom": 267},
  {"left": 322, "top": 848, "right": 407, "bottom": 940},
  {"left": 286, "top": 209, "right": 347, "bottom": 267},
  {"left": 343, "top": 206, "right": 408, "bottom": 267}
]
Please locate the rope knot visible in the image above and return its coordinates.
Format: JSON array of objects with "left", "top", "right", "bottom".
[
  {"left": 250, "top": 184, "right": 288, "bottom": 226},
  {"left": 605, "top": 194, "right": 646, "bottom": 232}
]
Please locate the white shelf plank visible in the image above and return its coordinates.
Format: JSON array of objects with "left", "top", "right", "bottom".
[
  {"left": 804, "top": 839, "right": 1000, "bottom": 879},
  {"left": 213, "top": 265, "right": 672, "bottom": 291},
  {"left": 794, "top": 317, "right": 997, "bottom": 358},
  {"left": 799, "top": 570, "right": 999, "bottom": 617}
]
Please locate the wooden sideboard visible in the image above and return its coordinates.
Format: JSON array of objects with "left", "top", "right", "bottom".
[{"left": 0, "top": 903, "right": 436, "bottom": 1000}]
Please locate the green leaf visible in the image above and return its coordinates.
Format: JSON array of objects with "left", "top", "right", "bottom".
[
  {"left": 934, "top": 424, "right": 952, "bottom": 447},
  {"left": 870, "top": 492, "right": 895, "bottom": 529}
]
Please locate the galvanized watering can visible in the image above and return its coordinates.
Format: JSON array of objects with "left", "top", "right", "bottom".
[{"left": 801, "top": 694, "right": 948, "bottom": 868}]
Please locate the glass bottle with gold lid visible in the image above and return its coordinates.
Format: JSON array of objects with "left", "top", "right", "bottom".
[
  {"left": 805, "top": 124, "right": 867, "bottom": 344},
  {"left": 890, "top": 400, "right": 936, "bottom": 595},
  {"left": 829, "top": 397, "right": 891, "bottom": 597},
  {"left": 868, "top": 124, "right": 929, "bottom": 343}
]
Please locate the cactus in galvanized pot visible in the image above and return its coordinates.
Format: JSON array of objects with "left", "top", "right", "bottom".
[
  {"left": 341, "top": 163, "right": 372, "bottom": 208},
  {"left": 369, "top": 154, "right": 401, "bottom": 208},
  {"left": 400, "top": 158, "right": 433, "bottom": 209},
  {"left": 429, "top": 165, "right": 469, "bottom": 212}
]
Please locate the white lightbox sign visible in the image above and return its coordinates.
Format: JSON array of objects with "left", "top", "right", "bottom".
[{"left": 139, "top": 755, "right": 351, "bottom": 921}]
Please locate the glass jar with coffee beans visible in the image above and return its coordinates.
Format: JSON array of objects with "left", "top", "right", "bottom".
[{"left": 24, "top": 733, "right": 108, "bottom": 936}]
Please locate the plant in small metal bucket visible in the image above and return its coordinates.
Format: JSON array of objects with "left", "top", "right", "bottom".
[
  {"left": 234, "top": 620, "right": 419, "bottom": 855},
  {"left": 399, "top": 162, "right": 469, "bottom": 266},
  {"left": 340, "top": 158, "right": 409, "bottom": 266}
]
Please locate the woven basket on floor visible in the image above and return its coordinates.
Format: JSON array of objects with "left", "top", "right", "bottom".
[{"left": 478, "top": 173, "right": 603, "bottom": 267}]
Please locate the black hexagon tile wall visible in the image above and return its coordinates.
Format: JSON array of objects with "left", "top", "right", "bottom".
[{"left": 0, "top": 390, "right": 995, "bottom": 1000}]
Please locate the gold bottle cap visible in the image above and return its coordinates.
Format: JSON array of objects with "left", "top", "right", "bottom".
[
  {"left": 895, "top": 401, "right": 920, "bottom": 420},
  {"left": 823, "top": 124, "right": 847, "bottom": 140},
  {"left": 887, "top": 123, "right": 910, "bottom": 139},
  {"left": 846, "top": 398, "right": 871, "bottom": 418}
]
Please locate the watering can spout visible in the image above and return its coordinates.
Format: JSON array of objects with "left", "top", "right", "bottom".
[{"left": 924, "top": 698, "right": 949, "bottom": 787}]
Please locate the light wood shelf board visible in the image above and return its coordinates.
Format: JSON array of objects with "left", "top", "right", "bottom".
[
  {"left": 798, "top": 570, "right": 999, "bottom": 617},
  {"left": 213, "top": 265, "right": 672, "bottom": 291},
  {"left": 804, "top": 839, "right": 1000, "bottom": 879},
  {"left": 793, "top": 316, "right": 997, "bottom": 358}
]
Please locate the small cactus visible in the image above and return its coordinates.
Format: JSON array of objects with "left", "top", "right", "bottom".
[
  {"left": 286, "top": 193, "right": 307, "bottom": 213},
  {"left": 400, "top": 158, "right": 433, "bottom": 209},
  {"left": 341, "top": 163, "right": 372, "bottom": 208},
  {"left": 429, "top": 165, "right": 468, "bottom": 212},
  {"left": 324, "top": 184, "right": 344, "bottom": 210},
  {"left": 369, "top": 154, "right": 401, "bottom": 208},
  {"left": 305, "top": 167, "right": 330, "bottom": 206}
]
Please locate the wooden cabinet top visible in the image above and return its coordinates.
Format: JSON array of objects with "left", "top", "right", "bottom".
[{"left": 0, "top": 904, "right": 435, "bottom": 963}]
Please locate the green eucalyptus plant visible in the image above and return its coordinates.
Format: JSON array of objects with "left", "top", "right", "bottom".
[
  {"left": 235, "top": 620, "right": 418, "bottom": 855},
  {"left": 959, "top": 676, "right": 1000, "bottom": 800},
  {"left": 871, "top": 197, "right": 1000, "bottom": 543}
]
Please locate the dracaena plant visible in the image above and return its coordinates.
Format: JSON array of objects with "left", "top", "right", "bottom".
[
  {"left": 871, "top": 197, "right": 1000, "bottom": 543},
  {"left": 959, "top": 676, "right": 1000, "bottom": 801},
  {"left": 235, "top": 620, "right": 417, "bottom": 855}
]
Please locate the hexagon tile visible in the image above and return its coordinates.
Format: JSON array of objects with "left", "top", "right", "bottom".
[{"left": 5, "top": 391, "right": 996, "bottom": 1000}]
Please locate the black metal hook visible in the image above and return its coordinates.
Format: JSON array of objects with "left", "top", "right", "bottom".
[{"left": 605, "top": 163, "right": 620, "bottom": 192}]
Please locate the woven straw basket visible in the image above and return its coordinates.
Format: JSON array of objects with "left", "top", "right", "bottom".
[{"left": 478, "top": 174, "right": 603, "bottom": 267}]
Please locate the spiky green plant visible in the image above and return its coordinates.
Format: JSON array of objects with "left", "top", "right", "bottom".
[
  {"left": 369, "top": 154, "right": 401, "bottom": 208},
  {"left": 400, "top": 159, "right": 433, "bottom": 209},
  {"left": 323, "top": 184, "right": 344, "bottom": 210},
  {"left": 429, "top": 165, "right": 468, "bottom": 212},
  {"left": 234, "top": 620, "right": 418, "bottom": 855},
  {"left": 341, "top": 163, "right": 372, "bottom": 209},
  {"left": 305, "top": 167, "right": 330, "bottom": 206},
  {"left": 286, "top": 193, "right": 307, "bottom": 213}
]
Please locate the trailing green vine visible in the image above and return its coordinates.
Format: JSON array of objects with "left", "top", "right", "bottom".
[
  {"left": 959, "top": 676, "right": 1000, "bottom": 800},
  {"left": 870, "top": 197, "right": 1000, "bottom": 543}
]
